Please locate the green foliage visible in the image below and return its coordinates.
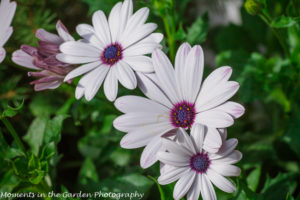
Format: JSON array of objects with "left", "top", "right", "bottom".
[{"left": 0, "top": 0, "right": 300, "bottom": 199}]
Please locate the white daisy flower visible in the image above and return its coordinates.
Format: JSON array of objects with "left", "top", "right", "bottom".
[
  {"left": 56, "top": 0, "right": 163, "bottom": 101},
  {"left": 113, "top": 43, "right": 244, "bottom": 168},
  {"left": 0, "top": 0, "right": 16, "bottom": 63},
  {"left": 158, "top": 125, "right": 242, "bottom": 200}
]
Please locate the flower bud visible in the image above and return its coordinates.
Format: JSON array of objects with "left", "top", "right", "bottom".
[{"left": 244, "top": 0, "right": 263, "bottom": 16}]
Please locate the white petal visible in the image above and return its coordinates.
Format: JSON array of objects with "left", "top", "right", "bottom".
[
  {"left": 136, "top": 72, "right": 173, "bottom": 108},
  {"left": 182, "top": 45, "right": 204, "bottom": 102},
  {"left": 12, "top": 50, "right": 38, "bottom": 69},
  {"left": 210, "top": 138, "right": 238, "bottom": 160},
  {"left": 56, "top": 53, "right": 99, "bottom": 64},
  {"left": 114, "top": 95, "right": 169, "bottom": 114},
  {"left": 34, "top": 81, "right": 61, "bottom": 91},
  {"left": 92, "top": 10, "right": 111, "bottom": 45},
  {"left": 121, "top": 23, "right": 157, "bottom": 49},
  {"left": 123, "top": 42, "right": 162, "bottom": 57},
  {"left": 76, "top": 24, "right": 105, "bottom": 49},
  {"left": 199, "top": 66, "right": 233, "bottom": 94},
  {"left": 176, "top": 128, "right": 197, "bottom": 155},
  {"left": 173, "top": 171, "right": 196, "bottom": 200},
  {"left": 64, "top": 61, "right": 102, "bottom": 81},
  {"left": 123, "top": 56, "right": 154, "bottom": 73},
  {"left": 0, "top": 48, "right": 5, "bottom": 63},
  {"left": 201, "top": 174, "right": 217, "bottom": 200},
  {"left": 212, "top": 150, "right": 242, "bottom": 165},
  {"left": 162, "top": 138, "right": 193, "bottom": 157},
  {"left": 108, "top": 2, "right": 122, "bottom": 42},
  {"left": 140, "top": 136, "right": 162, "bottom": 168},
  {"left": 210, "top": 164, "right": 241, "bottom": 177},
  {"left": 175, "top": 43, "right": 191, "bottom": 100},
  {"left": 196, "top": 66, "right": 239, "bottom": 112},
  {"left": 203, "top": 128, "right": 222, "bottom": 153},
  {"left": 187, "top": 174, "right": 201, "bottom": 200},
  {"left": 104, "top": 68, "right": 118, "bottom": 101},
  {"left": 120, "top": 7, "right": 150, "bottom": 46},
  {"left": 195, "top": 110, "right": 234, "bottom": 128},
  {"left": 157, "top": 152, "right": 190, "bottom": 167},
  {"left": 84, "top": 66, "right": 110, "bottom": 101},
  {"left": 35, "top": 28, "right": 62, "bottom": 44},
  {"left": 115, "top": 61, "right": 137, "bottom": 89},
  {"left": 75, "top": 85, "right": 84, "bottom": 99},
  {"left": 152, "top": 49, "right": 180, "bottom": 104},
  {"left": 120, "top": 123, "right": 173, "bottom": 149},
  {"left": 0, "top": 27, "right": 13, "bottom": 47},
  {"left": 125, "top": 7, "right": 149, "bottom": 32},
  {"left": 113, "top": 112, "right": 169, "bottom": 132},
  {"left": 56, "top": 20, "right": 74, "bottom": 42},
  {"left": 213, "top": 101, "right": 245, "bottom": 119},
  {"left": 158, "top": 166, "right": 190, "bottom": 185},
  {"left": 117, "top": 0, "right": 133, "bottom": 40},
  {"left": 190, "top": 123, "right": 205, "bottom": 153},
  {"left": 59, "top": 41, "right": 100, "bottom": 57},
  {"left": 0, "top": 0, "right": 16, "bottom": 43},
  {"left": 207, "top": 169, "right": 236, "bottom": 193}
]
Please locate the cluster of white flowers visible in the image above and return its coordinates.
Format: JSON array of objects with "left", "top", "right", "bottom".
[{"left": 1, "top": 0, "right": 245, "bottom": 199}]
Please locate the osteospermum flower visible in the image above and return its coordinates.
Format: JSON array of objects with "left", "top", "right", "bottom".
[
  {"left": 113, "top": 43, "right": 244, "bottom": 168},
  {"left": 0, "top": 0, "right": 16, "bottom": 63},
  {"left": 56, "top": 0, "right": 163, "bottom": 101},
  {"left": 158, "top": 125, "right": 242, "bottom": 200},
  {"left": 12, "top": 20, "right": 75, "bottom": 91}
]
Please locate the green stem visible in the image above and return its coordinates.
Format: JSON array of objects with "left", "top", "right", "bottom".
[
  {"left": 259, "top": 12, "right": 290, "bottom": 57},
  {"left": 163, "top": 17, "right": 175, "bottom": 62},
  {"left": 1, "top": 117, "right": 26, "bottom": 152}
]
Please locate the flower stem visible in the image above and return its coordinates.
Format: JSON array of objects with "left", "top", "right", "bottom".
[
  {"left": 259, "top": 12, "right": 290, "bottom": 57},
  {"left": 1, "top": 117, "right": 26, "bottom": 152},
  {"left": 163, "top": 17, "right": 176, "bottom": 62}
]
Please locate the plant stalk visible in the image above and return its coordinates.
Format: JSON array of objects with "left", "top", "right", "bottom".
[{"left": 1, "top": 117, "right": 26, "bottom": 152}]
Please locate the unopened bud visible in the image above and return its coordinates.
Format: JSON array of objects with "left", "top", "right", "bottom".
[{"left": 244, "top": 0, "right": 263, "bottom": 16}]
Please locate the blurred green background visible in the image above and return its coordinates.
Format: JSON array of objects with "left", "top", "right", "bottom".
[{"left": 0, "top": 0, "right": 300, "bottom": 199}]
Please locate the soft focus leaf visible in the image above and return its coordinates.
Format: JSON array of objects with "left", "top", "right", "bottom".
[
  {"left": 187, "top": 13, "right": 209, "bottom": 45},
  {"left": 271, "top": 16, "right": 300, "bottom": 28}
]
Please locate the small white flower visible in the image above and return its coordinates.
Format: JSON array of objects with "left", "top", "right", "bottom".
[
  {"left": 57, "top": 0, "right": 163, "bottom": 101},
  {"left": 158, "top": 125, "right": 242, "bottom": 200},
  {"left": 0, "top": 0, "right": 16, "bottom": 63},
  {"left": 113, "top": 43, "right": 244, "bottom": 168}
]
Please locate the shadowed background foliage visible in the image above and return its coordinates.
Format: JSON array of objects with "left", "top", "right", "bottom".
[{"left": 0, "top": 0, "right": 300, "bottom": 199}]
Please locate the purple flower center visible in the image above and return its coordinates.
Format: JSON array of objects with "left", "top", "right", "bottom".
[
  {"left": 190, "top": 153, "right": 210, "bottom": 173},
  {"left": 101, "top": 43, "right": 123, "bottom": 66},
  {"left": 170, "top": 101, "right": 195, "bottom": 128}
]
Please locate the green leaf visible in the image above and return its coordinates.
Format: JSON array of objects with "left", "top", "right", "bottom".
[
  {"left": 246, "top": 165, "right": 261, "bottom": 192},
  {"left": 266, "top": 88, "right": 291, "bottom": 112},
  {"left": 79, "top": 157, "right": 99, "bottom": 185},
  {"left": 1, "top": 99, "right": 24, "bottom": 118},
  {"left": 286, "top": 193, "right": 295, "bottom": 200},
  {"left": 262, "top": 173, "right": 298, "bottom": 200},
  {"left": 23, "top": 116, "right": 48, "bottom": 155},
  {"left": 283, "top": 107, "right": 300, "bottom": 158},
  {"left": 44, "top": 114, "right": 68, "bottom": 144},
  {"left": 186, "top": 13, "right": 209, "bottom": 45},
  {"left": 148, "top": 176, "right": 166, "bottom": 200},
  {"left": 271, "top": 16, "right": 300, "bottom": 28},
  {"left": 109, "top": 147, "right": 131, "bottom": 167},
  {"left": 0, "top": 170, "right": 20, "bottom": 193}
]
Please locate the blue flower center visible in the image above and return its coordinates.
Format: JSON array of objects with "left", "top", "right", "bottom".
[
  {"left": 104, "top": 46, "right": 118, "bottom": 59},
  {"left": 190, "top": 153, "right": 210, "bottom": 173},
  {"left": 101, "top": 43, "right": 122, "bottom": 66},
  {"left": 170, "top": 101, "right": 195, "bottom": 128}
]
